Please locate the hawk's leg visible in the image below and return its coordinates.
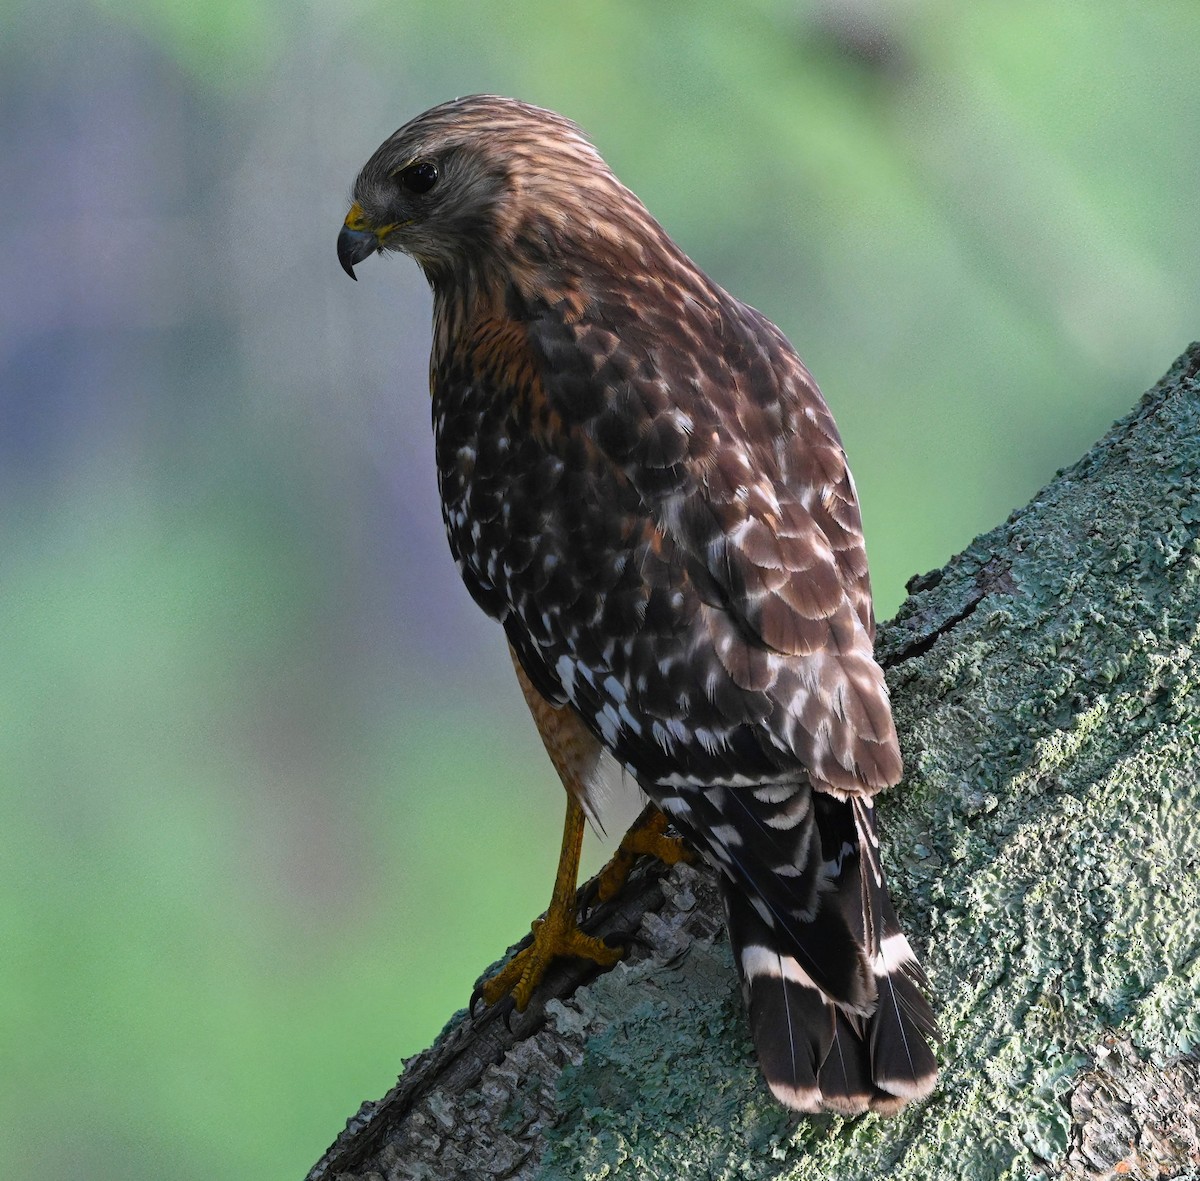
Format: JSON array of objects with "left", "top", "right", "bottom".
[
  {"left": 592, "top": 802, "right": 694, "bottom": 905},
  {"left": 478, "top": 794, "right": 621, "bottom": 1010}
]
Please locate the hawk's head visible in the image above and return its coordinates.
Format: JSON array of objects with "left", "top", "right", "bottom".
[{"left": 338, "top": 95, "right": 667, "bottom": 289}]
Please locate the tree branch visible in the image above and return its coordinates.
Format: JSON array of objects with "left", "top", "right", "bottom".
[{"left": 307, "top": 346, "right": 1200, "bottom": 1181}]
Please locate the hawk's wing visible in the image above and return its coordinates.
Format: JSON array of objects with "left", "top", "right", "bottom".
[{"left": 504, "top": 280, "right": 901, "bottom": 796}]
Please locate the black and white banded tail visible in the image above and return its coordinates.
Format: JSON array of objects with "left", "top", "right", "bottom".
[{"left": 656, "top": 782, "right": 938, "bottom": 1114}]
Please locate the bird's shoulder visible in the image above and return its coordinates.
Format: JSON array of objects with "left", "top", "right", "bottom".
[{"left": 508, "top": 277, "right": 878, "bottom": 648}]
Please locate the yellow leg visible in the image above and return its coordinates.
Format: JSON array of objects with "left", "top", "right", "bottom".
[
  {"left": 479, "top": 795, "right": 621, "bottom": 1010},
  {"left": 592, "top": 803, "right": 695, "bottom": 904}
]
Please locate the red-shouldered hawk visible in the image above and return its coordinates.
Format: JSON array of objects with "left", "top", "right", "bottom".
[{"left": 338, "top": 95, "right": 938, "bottom": 1115}]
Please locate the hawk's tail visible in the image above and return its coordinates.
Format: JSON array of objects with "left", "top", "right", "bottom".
[{"left": 659, "top": 783, "right": 938, "bottom": 1114}]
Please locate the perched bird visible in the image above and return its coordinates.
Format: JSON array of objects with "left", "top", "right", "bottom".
[{"left": 338, "top": 95, "right": 938, "bottom": 1115}]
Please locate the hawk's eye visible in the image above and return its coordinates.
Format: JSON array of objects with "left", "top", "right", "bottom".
[{"left": 398, "top": 161, "right": 439, "bottom": 195}]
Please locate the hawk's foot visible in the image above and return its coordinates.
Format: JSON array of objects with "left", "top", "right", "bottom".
[
  {"left": 479, "top": 904, "right": 622, "bottom": 1011},
  {"left": 477, "top": 794, "right": 622, "bottom": 1011},
  {"left": 593, "top": 804, "right": 695, "bottom": 905}
]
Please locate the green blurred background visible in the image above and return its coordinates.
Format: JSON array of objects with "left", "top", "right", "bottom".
[{"left": 4, "top": 1, "right": 1198, "bottom": 1176}]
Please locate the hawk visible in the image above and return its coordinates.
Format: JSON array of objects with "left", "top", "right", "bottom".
[{"left": 338, "top": 95, "right": 938, "bottom": 1115}]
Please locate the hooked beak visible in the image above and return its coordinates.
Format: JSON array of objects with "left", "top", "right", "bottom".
[{"left": 338, "top": 203, "right": 380, "bottom": 280}]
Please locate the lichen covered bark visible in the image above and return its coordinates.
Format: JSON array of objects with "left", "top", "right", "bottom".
[{"left": 308, "top": 347, "right": 1200, "bottom": 1181}]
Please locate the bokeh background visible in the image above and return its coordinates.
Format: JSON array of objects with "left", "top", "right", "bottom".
[{"left": 5, "top": 2, "right": 1199, "bottom": 1177}]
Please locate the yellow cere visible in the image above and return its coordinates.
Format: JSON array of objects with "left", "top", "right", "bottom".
[
  {"left": 343, "top": 202, "right": 405, "bottom": 243},
  {"left": 343, "top": 202, "right": 370, "bottom": 231}
]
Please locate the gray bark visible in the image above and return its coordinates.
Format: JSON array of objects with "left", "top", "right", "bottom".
[{"left": 306, "top": 346, "right": 1200, "bottom": 1181}]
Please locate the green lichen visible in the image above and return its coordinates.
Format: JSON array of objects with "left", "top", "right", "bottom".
[
  {"left": 538, "top": 942, "right": 803, "bottom": 1180},
  {"left": 536, "top": 346, "right": 1200, "bottom": 1179}
]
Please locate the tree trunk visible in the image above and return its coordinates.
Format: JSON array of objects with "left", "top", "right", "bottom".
[{"left": 306, "top": 346, "right": 1200, "bottom": 1181}]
